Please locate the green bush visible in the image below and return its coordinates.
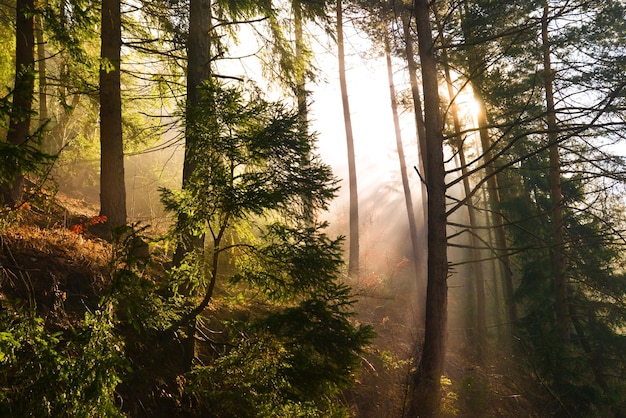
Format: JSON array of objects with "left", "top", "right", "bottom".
[{"left": 0, "top": 304, "right": 125, "bottom": 417}]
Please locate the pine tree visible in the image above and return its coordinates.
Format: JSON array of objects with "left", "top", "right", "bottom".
[
  {"left": 2, "top": 0, "right": 36, "bottom": 206},
  {"left": 160, "top": 80, "right": 371, "bottom": 406}
]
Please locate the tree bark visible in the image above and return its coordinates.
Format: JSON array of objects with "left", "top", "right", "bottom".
[
  {"left": 182, "top": 0, "right": 212, "bottom": 187},
  {"left": 36, "top": 14, "right": 49, "bottom": 152},
  {"left": 542, "top": 3, "right": 569, "bottom": 345},
  {"left": 401, "top": 12, "right": 427, "bottom": 178},
  {"left": 337, "top": 0, "right": 360, "bottom": 278},
  {"left": 99, "top": 0, "right": 127, "bottom": 229},
  {"left": 35, "top": 16, "right": 47, "bottom": 131},
  {"left": 176, "top": 0, "right": 213, "bottom": 368},
  {"left": 173, "top": 0, "right": 211, "bottom": 267},
  {"left": 3, "top": 0, "right": 36, "bottom": 206},
  {"left": 409, "top": 1, "right": 449, "bottom": 416},
  {"left": 401, "top": 10, "right": 428, "bottom": 322}
]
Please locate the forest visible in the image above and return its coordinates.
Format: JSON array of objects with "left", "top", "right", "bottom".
[{"left": 1, "top": 0, "right": 626, "bottom": 415}]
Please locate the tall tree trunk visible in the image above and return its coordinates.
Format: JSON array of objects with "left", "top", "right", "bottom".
[
  {"left": 337, "top": 0, "right": 360, "bottom": 278},
  {"left": 384, "top": 34, "right": 421, "bottom": 305},
  {"left": 409, "top": 1, "right": 449, "bottom": 416},
  {"left": 542, "top": 3, "right": 569, "bottom": 345},
  {"left": 483, "top": 186, "right": 504, "bottom": 343},
  {"left": 183, "top": 0, "right": 211, "bottom": 187},
  {"left": 177, "top": 0, "right": 213, "bottom": 369},
  {"left": 293, "top": 0, "right": 315, "bottom": 223},
  {"left": 473, "top": 85, "right": 517, "bottom": 339},
  {"left": 401, "top": 10, "right": 427, "bottom": 321},
  {"left": 294, "top": 0, "right": 306, "bottom": 122},
  {"left": 440, "top": 44, "right": 488, "bottom": 361},
  {"left": 3, "top": 0, "right": 35, "bottom": 206},
  {"left": 36, "top": 14, "right": 50, "bottom": 152},
  {"left": 460, "top": 1, "right": 517, "bottom": 337},
  {"left": 401, "top": 11, "right": 427, "bottom": 172},
  {"left": 99, "top": 0, "right": 126, "bottom": 230},
  {"left": 174, "top": 0, "right": 211, "bottom": 266}
]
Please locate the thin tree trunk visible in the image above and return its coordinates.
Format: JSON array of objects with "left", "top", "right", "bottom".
[
  {"left": 401, "top": 10, "right": 427, "bottom": 322},
  {"left": 99, "top": 0, "right": 126, "bottom": 230},
  {"left": 3, "top": 0, "right": 35, "bottom": 206},
  {"left": 409, "top": 0, "right": 449, "bottom": 416},
  {"left": 460, "top": 1, "right": 517, "bottom": 336},
  {"left": 482, "top": 186, "right": 504, "bottom": 343},
  {"left": 293, "top": 0, "right": 315, "bottom": 223},
  {"left": 440, "top": 44, "right": 488, "bottom": 361},
  {"left": 384, "top": 35, "right": 421, "bottom": 304},
  {"left": 542, "top": 3, "right": 569, "bottom": 345},
  {"left": 337, "top": 0, "right": 359, "bottom": 278},
  {"left": 294, "top": 0, "right": 306, "bottom": 122},
  {"left": 36, "top": 14, "right": 49, "bottom": 152},
  {"left": 473, "top": 85, "right": 517, "bottom": 337},
  {"left": 401, "top": 11, "right": 427, "bottom": 178}
]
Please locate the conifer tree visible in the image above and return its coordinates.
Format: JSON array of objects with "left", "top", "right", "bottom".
[
  {"left": 408, "top": 0, "right": 449, "bottom": 415},
  {"left": 161, "top": 78, "right": 372, "bottom": 414},
  {"left": 337, "top": 0, "right": 360, "bottom": 278},
  {"left": 2, "top": 0, "right": 35, "bottom": 206},
  {"left": 99, "top": 0, "right": 127, "bottom": 230}
]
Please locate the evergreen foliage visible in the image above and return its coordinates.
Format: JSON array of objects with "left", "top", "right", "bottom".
[
  {"left": 160, "top": 77, "right": 373, "bottom": 414},
  {"left": 0, "top": 305, "right": 125, "bottom": 416},
  {"left": 458, "top": 0, "right": 626, "bottom": 413}
]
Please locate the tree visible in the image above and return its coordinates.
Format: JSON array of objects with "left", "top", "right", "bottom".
[
  {"left": 449, "top": 0, "right": 626, "bottom": 413},
  {"left": 541, "top": 1, "right": 569, "bottom": 346},
  {"left": 337, "top": 0, "right": 360, "bottom": 278},
  {"left": 170, "top": 0, "right": 212, "bottom": 270},
  {"left": 384, "top": 30, "right": 423, "bottom": 323},
  {"left": 401, "top": 9, "right": 428, "bottom": 320},
  {"left": 408, "top": 0, "right": 449, "bottom": 415},
  {"left": 2, "top": 0, "right": 36, "bottom": 207},
  {"left": 437, "top": 27, "right": 488, "bottom": 359},
  {"left": 35, "top": 13, "right": 48, "bottom": 151},
  {"left": 163, "top": 77, "right": 342, "bottom": 362},
  {"left": 458, "top": 0, "right": 519, "bottom": 335},
  {"left": 99, "top": 0, "right": 127, "bottom": 230},
  {"left": 161, "top": 79, "right": 372, "bottom": 413}
]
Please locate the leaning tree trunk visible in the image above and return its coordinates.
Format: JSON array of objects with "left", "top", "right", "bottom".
[
  {"left": 337, "top": 0, "right": 360, "bottom": 278},
  {"left": 542, "top": 2, "right": 569, "bottom": 346},
  {"left": 384, "top": 35, "right": 422, "bottom": 307},
  {"left": 408, "top": 1, "right": 449, "bottom": 416},
  {"left": 402, "top": 9, "right": 428, "bottom": 322},
  {"left": 3, "top": 0, "right": 35, "bottom": 207},
  {"left": 99, "top": 0, "right": 127, "bottom": 230}
]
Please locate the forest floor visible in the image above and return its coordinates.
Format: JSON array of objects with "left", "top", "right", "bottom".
[
  {"left": 0, "top": 190, "right": 541, "bottom": 417},
  {"left": 0, "top": 193, "right": 111, "bottom": 329}
]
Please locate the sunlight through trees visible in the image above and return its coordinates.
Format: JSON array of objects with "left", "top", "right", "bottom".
[{"left": 1, "top": 0, "right": 626, "bottom": 415}]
